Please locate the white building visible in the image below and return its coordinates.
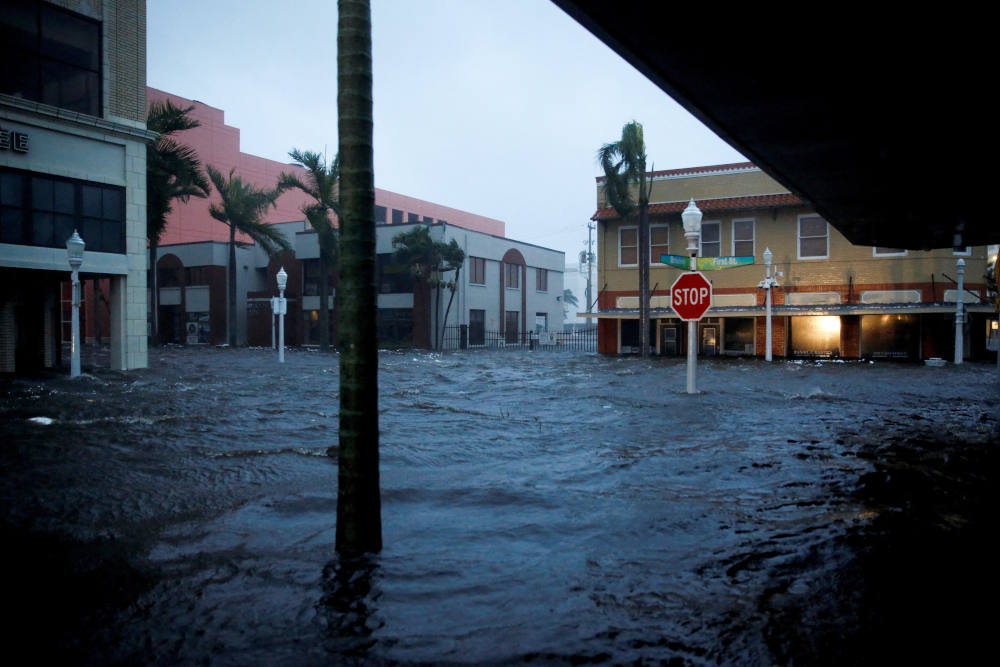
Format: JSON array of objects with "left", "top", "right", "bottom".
[{"left": 1, "top": 0, "right": 152, "bottom": 373}]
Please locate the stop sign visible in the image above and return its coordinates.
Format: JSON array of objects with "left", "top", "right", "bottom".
[{"left": 670, "top": 271, "right": 712, "bottom": 321}]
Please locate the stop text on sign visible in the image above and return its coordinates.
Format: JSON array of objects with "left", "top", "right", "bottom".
[{"left": 673, "top": 287, "right": 710, "bottom": 306}]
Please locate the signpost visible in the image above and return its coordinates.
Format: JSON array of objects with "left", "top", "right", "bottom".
[{"left": 671, "top": 270, "right": 712, "bottom": 394}]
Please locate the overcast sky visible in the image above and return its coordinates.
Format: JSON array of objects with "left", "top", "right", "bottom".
[{"left": 147, "top": 0, "right": 745, "bottom": 261}]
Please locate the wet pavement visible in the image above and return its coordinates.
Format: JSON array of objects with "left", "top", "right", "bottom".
[{"left": 2, "top": 346, "right": 998, "bottom": 665}]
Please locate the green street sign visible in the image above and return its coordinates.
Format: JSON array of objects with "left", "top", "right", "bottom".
[
  {"left": 660, "top": 254, "right": 754, "bottom": 270},
  {"left": 659, "top": 254, "right": 691, "bottom": 269},
  {"left": 698, "top": 256, "right": 754, "bottom": 270}
]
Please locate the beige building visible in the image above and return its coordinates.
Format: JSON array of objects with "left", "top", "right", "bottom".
[
  {"left": 591, "top": 163, "right": 995, "bottom": 360},
  {"left": 1, "top": 0, "right": 153, "bottom": 373}
]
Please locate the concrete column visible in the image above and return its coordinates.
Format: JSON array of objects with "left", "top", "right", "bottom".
[{"left": 110, "top": 275, "right": 126, "bottom": 370}]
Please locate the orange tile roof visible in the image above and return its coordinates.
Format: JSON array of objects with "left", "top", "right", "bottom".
[{"left": 592, "top": 193, "right": 803, "bottom": 221}]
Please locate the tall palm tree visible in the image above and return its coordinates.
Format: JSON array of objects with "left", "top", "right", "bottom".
[
  {"left": 205, "top": 165, "right": 290, "bottom": 346},
  {"left": 598, "top": 121, "right": 653, "bottom": 357},
  {"left": 337, "top": 0, "right": 382, "bottom": 556},
  {"left": 146, "top": 100, "right": 211, "bottom": 341},
  {"left": 279, "top": 150, "right": 340, "bottom": 351}
]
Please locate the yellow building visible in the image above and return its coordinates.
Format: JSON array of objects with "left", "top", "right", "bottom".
[{"left": 590, "top": 163, "right": 995, "bottom": 360}]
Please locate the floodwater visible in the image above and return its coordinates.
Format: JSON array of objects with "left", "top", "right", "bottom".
[{"left": 2, "top": 347, "right": 997, "bottom": 665}]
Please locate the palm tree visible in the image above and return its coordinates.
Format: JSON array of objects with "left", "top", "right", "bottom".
[
  {"left": 146, "top": 100, "right": 211, "bottom": 342},
  {"left": 391, "top": 226, "right": 464, "bottom": 349},
  {"left": 279, "top": 150, "right": 339, "bottom": 351},
  {"left": 562, "top": 288, "right": 579, "bottom": 318},
  {"left": 205, "top": 165, "right": 291, "bottom": 346},
  {"left": 598, "top": 121, "right": 653, "bottom": 357},
  {"left": 337, "top": 0, "right": 382, "bottom": 556}
]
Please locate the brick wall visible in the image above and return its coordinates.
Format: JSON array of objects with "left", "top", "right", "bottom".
[{"left": 105, "top": 0, "right": 147, "bottom": 124}]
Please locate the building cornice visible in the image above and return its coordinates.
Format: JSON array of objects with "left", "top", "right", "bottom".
[{"left": 1, "top": 94, "right": 158, "bottom": 142}]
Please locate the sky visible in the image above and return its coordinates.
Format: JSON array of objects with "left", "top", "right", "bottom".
[{"left": 147, "top": 0, "right": 745, "bottom": 263}]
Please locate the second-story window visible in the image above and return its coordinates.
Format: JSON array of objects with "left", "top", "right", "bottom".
[
  {"left": 1, "top": 1, "right": 102, "bottom": 117},
  {"left": 469, "top": 256, "right": 486, "bottom": 284},
  {"left": 873, "top": 247, "right": 906, "bottom": 257},
  {"left": 798, "top": 214, "right": 829, "bottom": 259},
  {"left": 650, "top": 224, "right": 669, "bottom": 264},
  {"left": 505, "top": 262, "right": 519, "bottom": 289},
  {"left": 619, "top": 226, "right": 637, "bottom": 266},
  {"left": 536, "top": 267, "right": 548, "bottom": 292},
  {"left": 700, "top": 221, "right": 720, "bottom": 257},
  {"left": 733, "top": 218, "right": 755, "bottom": 256}
]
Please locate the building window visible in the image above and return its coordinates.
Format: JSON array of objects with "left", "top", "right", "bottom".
[
  {"left": 505, "top": 263, "right": 520, "bottom": 289},
  {"left": 619, "top": 226, "right": 638, "bottom": 266},
  {"left": 438, "top": 219, "right": 448, "bottom": 225},
  {"left": 407, "top": 212, "right": 419, "bottom": 223},
  {"left": 535, "top": 312, "right": 548, "bottom": 333},
  {"left": 377, "top": 308, "right": 413, "bottom": 345},
  {"left": 798, "top": 214, "right": 829, "bottom": 259},
  {"left": 391, "top": 209, "right": 403, "bottom": 224},
  {"left": 650, "top": 224, "right": 669, "bottom": 264},
  {"left": 469, "top": 309, "right": 485, "bottom": 345},
  {"left": 185, "top": 266, "right": 210, "bottom": 285},
  {"left": 374, "top": 205, "right": 387, "bottom": 224},
  {"left": 700, "top": 221, "right": 720, "bottom": 258},
  {"left": 423, "top": 215, "right": 433, "bottom": 224},
  {"left": 733, "top": 218, "right": 754, "bottom": 257},
  {"left": 1, "top": 1, "right": 102, "bottom": 116},
  {"left": 469, "top": 256, "right": 486, "bottom": 284},
  {"left": 536, "top": 267, "right": 548, "bottom": 292},
  {"left": 873, "top": 247, "right": 907, "bottom": 257},
  {"left": 375, "top": 253, "right": 413, "bottom": 294},
  {"left": 302, "top": 259, "right": 334, "bottom": 296},
  {"left": 1, "top": 167, "right": 124, "bottom": 253}
]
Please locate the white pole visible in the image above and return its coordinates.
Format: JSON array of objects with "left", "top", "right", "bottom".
[
  {"left": 955, "top": 258, "right": 965, "bottom": 365},
  {"left": 71, "top": 268, "right": 81, "bottom": 378},
  {"left": 278, "top": 288, "right": 286, "bottom": 363},
  {"left": 681, "top": 198, "right": 702, "bottom": 395}
]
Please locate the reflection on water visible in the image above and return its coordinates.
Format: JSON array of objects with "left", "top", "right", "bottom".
[{"left": 1, "top": 347, "right": 997, "bottom": 663}]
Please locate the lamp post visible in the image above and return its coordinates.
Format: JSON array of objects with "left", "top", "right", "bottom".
[
  {"left": 758, "top": 247, "right": 779, "bottom": 362},
  {"left": 66, "top": 230, "right": 85, "bottom": 378},
  {"left": 276, "top": 267, "right": 288, "bottom": 363},
  {"left": 954, "top": 258, "right": 965, "bottom": 365},
  {"left": 681, "top": 198, "right": 702, "bottom": 394}
]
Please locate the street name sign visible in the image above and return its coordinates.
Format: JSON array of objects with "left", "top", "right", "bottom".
[
  {"left": 660, "top": 254, "right": 754, "bottom": 270},
  {"left": 670, "top": 271, "right": 712, "bottom": 321}
]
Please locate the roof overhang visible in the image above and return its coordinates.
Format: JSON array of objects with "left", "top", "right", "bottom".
[{"left": 553, "top": 2, "right": 995, "bottom": 250}]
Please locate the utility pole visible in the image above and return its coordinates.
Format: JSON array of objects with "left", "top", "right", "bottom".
[{"left": 586, "top": 220, "right": 595, "bottom": 313}]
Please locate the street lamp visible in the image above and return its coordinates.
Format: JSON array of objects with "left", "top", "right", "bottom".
[
  {"left": 276, "top": 267, "right": 288, "bottom": 363},
  {"left": 955, "top": 258, "right": 965, "bottom": 365},
  {"left": 66, "top": 230, "right": 85, "bottom": 377},
  {"left": 758, "top": 247, "right": 780, "bottom": 362},
  {"left": 681, "top": 198, "right": 702, "bottom": 393}
]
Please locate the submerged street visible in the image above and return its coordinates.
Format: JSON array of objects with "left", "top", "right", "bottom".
[{"left": 2, "top": 347, "right": 997, "bottom": 664}]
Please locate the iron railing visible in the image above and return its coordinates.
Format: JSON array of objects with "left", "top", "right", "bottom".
[{"left": 440, "top": 326, "right": 597, "bottom": 352}]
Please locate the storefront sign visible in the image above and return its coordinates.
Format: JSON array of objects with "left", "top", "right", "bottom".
[{"left": 0, "top": 126, "right": 29, "bottom": 153}]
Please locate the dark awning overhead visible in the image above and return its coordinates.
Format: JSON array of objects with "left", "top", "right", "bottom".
[{"left": 553, "top": 2, "right": 995, "bottom": 250}]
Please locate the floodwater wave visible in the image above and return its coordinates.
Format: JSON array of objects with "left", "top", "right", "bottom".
[{"left": 2, "top": 346, "right": 997, "bottom": 664}]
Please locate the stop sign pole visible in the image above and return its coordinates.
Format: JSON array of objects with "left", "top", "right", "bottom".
[{"left": 680, "top": 199, "right": 705, "bottom": 394}]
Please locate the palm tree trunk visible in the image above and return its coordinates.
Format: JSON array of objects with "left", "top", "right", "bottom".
[
  {"left": 638, "top": 202, "right": 650, "bottom": 357},
  {"left": 318, "top": 256, "right": 330, "bottom": 351},
  {"left": 439, "top": 266, "right": 460, "bottom": 350},
  {"left": 336, "top": 0, "right": 382, "bottom": 556},
  {"left": 149, "top": 241, "right": 159, "bottom": 344},
  {"left": 228, "top": 224, "right": 237, "bottom": 347}
]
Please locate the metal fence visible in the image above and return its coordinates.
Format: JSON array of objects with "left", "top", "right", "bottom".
[{"left": 440, "top": 325, "right": 597, "bottom": 352}]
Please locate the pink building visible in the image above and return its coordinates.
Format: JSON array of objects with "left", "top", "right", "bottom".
[{"left": 147, "top": 87, "right": 505, "bottom": 242}]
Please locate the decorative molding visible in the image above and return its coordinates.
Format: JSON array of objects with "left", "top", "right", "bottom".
[{"left": 788, "top": 292, "right": 842, "bottom": 306}]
